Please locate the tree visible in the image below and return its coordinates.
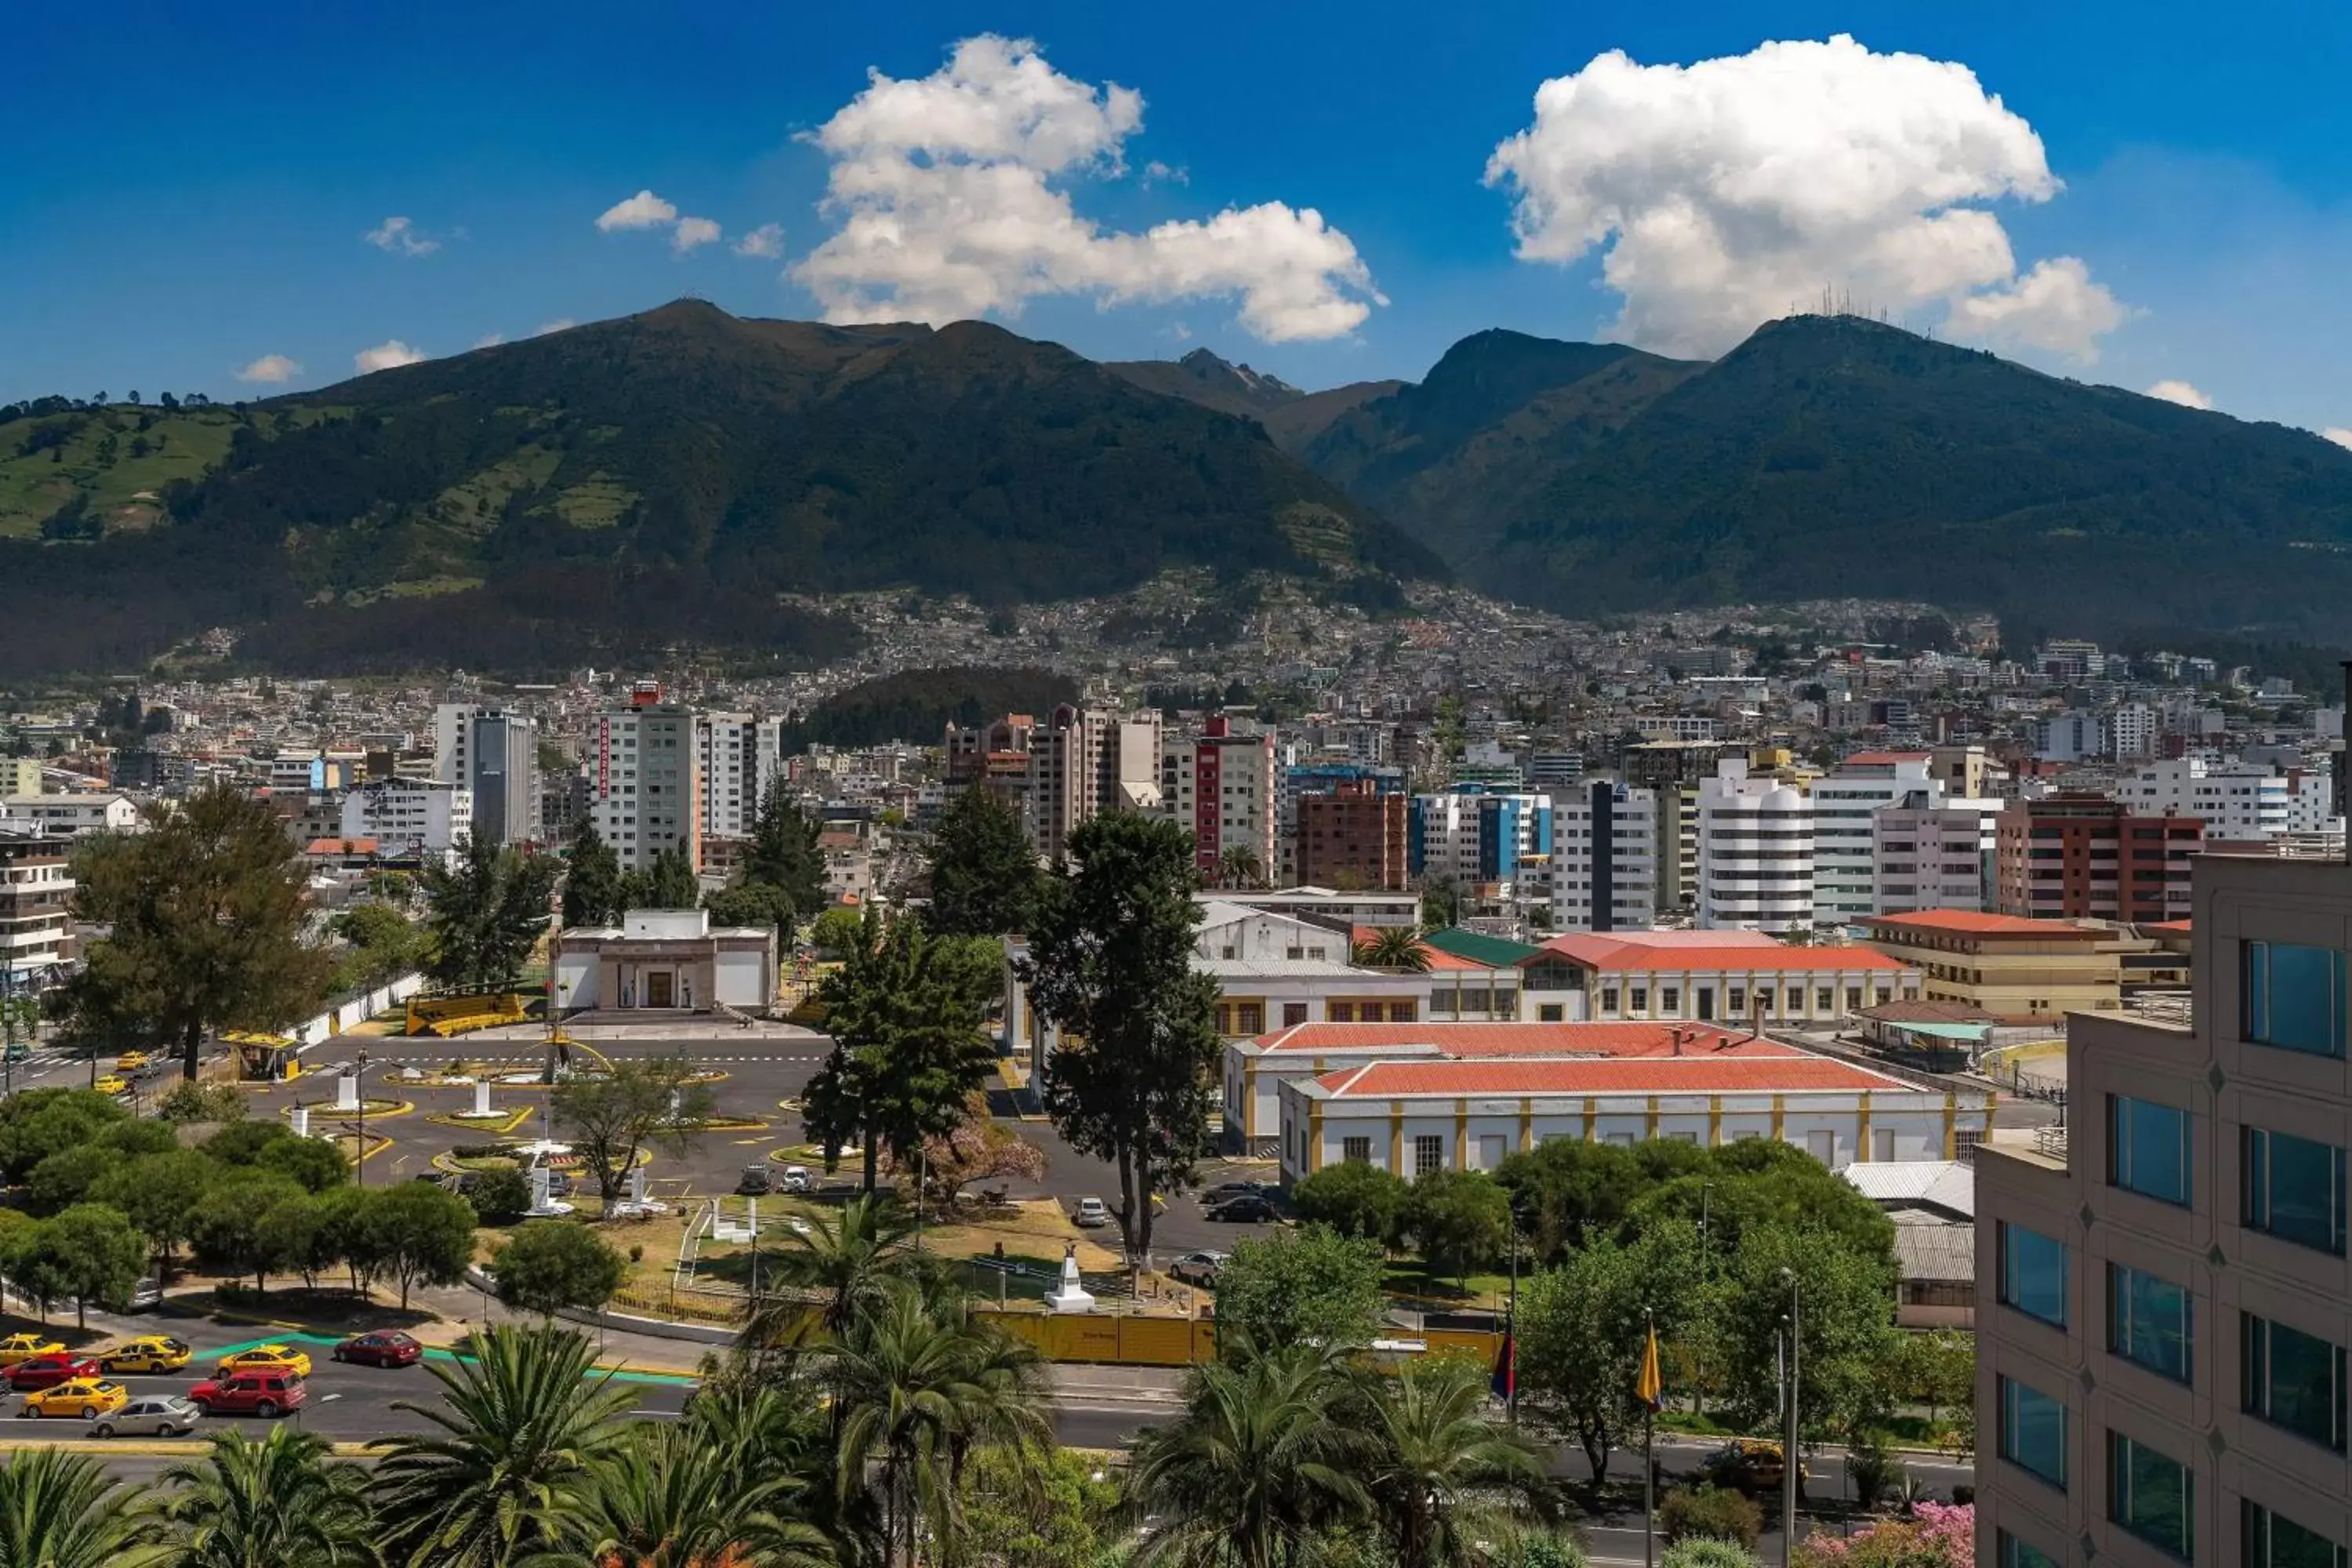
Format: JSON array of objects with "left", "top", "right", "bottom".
[
  {"left": 887, "top": 1101, "right": 1047, "bottom": 1204},
  {"left": 90, "top": 1149, "right": 216, "bottom": 1272},
  {"left": 24, "top": 1205, "right": 149, "bottom": 1328},
  {"left": 804, "top": 909, "right": 997, "bottom": 1193},
  {"left": 740, "top": 779, "right": 826, "bottom": 916},
  {"left": 1714, "top": 1222, "right": 1902, "bottom": 1457},
  {"left": 619, "top": 840, "right": 698, "bottom": 910},
  {"left": 0, "top": 1089, "right": 127, "bottom": 1181},
  {"left": 1214, "top": 844, "right": 1266, "bottom": 891},
  {"left": 926, "top": 786, "right": 1045, "bottom": 938},
  {"left": 1352, "top": 926, "right": 1432, "bottom": 972},
  {"left": 188, "top": 1170, "right": 309, "bottom": 1294},
  {"left": 310, "top": 1185, "right": 383, "bottom": 1298},
  {"left": 551, "top": 1055, "right": 715, "bottom": 1203},
  {"left": 1492, "top": 1139, "right": 1646, "bottom": 1265},
  {"left": 59, "top": 786, "right": 336, "bottom": 1080},
  {"left": 1020, "top": 811, "right": 1222, "bottom": 1257},
  {"left": 466, "top": 1167, "right": 532, "bottom": 1226},
  {"left": 0, "top": 1447, "right": 169, "bottom": 1567},
  {"left": 1348, "top": 1355, "right": 1555, "bottom": 1568},
  {"left": 154, "top": 1080, "right": 248, "bottom": 1125},
  {"left": 1127, "top": 1342, "right": 1368, "bottom": 1568},
  {"left": 1212, "top": 1225, "right": 1388, "bottom": 1352},
  {"left": 375, "top": 1325, "right": 640, "bottom": 1568},
  {"left": 161, "top": 1425, "right": 377, "bottom": 1567},
  {"left": 744, "top": 1191, "right": 920, "bottom": 1342},
  {"left": 568, "top": 1414, "right": 835, "bottom": 1568},
  {"left": 1398, "top": 1171, "right": 1512, "bottom": 1286},
  {"left": 1514, "top": 1225, "right": 1708, "bottom": 1480},
  {"left": 1290, "top": 1161, "right": 1409, "bottom": 1243},
  {"left": 255, "top": 1133, "right": 350, "bottom": 1192},
  {"left": 490, "top": 1220, "right": 628, "bottom": 1320},
  {"left": 419, "top": 834, "right": 558, "bottom": 992},
  {"left": 959, "top": 1444, "right": 1122, "bottom": 1568},
  {"left": 703, "top": 877, "right": 796, "bottom": 947},
  {"left": 25, "top": 1145, "right": 125, "bottom": 1214},
  {"left": 561, "top": 818, "right": 624, "bottom": 929},
  {"left": 808, "top": 908, "right": 864, "bottom": 956},
  {"left": 328, "top": 901, "right": 427, "bottom": 991},
  {"left": 364, "top": 1181, "right": 479, "bottom": 1311}
]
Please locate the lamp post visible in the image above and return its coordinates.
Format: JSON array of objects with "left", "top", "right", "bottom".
[
  {"left": 354, "top": 1048, "right": 371, "bottom": 1187},
  {"left": 1780, "top": 1267, "right": 1801, "bottom": 1568}
]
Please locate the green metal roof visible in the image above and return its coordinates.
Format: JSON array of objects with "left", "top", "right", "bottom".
[
  {"left": 1421, "top": 927, "right": 1543, "bottom": 967},
  {"left": 1886, "top": 1022, "right": 1993, "bottom": 1041}
]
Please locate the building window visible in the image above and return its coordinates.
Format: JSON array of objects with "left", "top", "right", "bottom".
[
  {"left": 1847, "top": 986, "right": 1864, "bottom": 1010},
  {"left": 2244, "top": 942, "right": 2347, "bottom": 1058},
  {"left": 1728, "top": 987, "right": 1747, "bottom": 1015},
  {"left": 2110, "top": 1094, "right": 2192, "bottom": 1207},
  {"left": 2242, "top": 1314, "right": 2348, "bottom": 1452},
  {"left": 1660, "top": 987, "right": 1681, "bottom": 1012},
  {"left": 2109, "top": 1263, "right": 2193, "bottom": 1384},
  {"left": 1341, "top": 1136, "right": 1371, "bottom": 1164},
  {"left": 1998, "top": 1377, "right": 2067, "bottom": 1490},
  {"left": 1629, "top": 987, "right": 1648, "bottom": 1013},
  {"left": 1413, "top": 1134, "right": 1444, "bottom": 1178},
  {"left": 1998, "top": 1221, "right": 2068, "bottom": 1327},
  {"left": 1998, "top": 1531, "right": 2064, "bottom": 1568},
  {"left": 2245, "top": 1127, "right": 2348, "bottom": 1255},
  {"left": 1817, "top": 988, "right": 1835, "bottom": 1012},
  {"left": 2108, "top": 1431, "right": 2193, "bottom": 1561},
  {"left": 1388, "top": 1001, "right": 1417, "bottom": 1022},
  {"left": 1282, "top": 1003, "right": 1308, "bottom": 1028},
  {"left": 1236, "top": 1003, "right": 1263, "bottom": 1036},
  {"left": 1540, "top": 1004, "right": 1564, "bottom": 1023},
  {"left": 1328, "top": 1003, "right": 1356, "bottom": 1023},
  {"left": 2245, "top": 1501, "right": 2350, "bottom": 1568},
  {"left": 1601, "top": 987, "right": 1620, "bottom": 1014}
]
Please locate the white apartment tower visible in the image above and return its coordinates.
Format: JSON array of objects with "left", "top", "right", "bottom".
[
  {"left": 1160, "top": 717, "right": 1277, "bottom": 880},
  {"left": 1548, "top": 781, "right": 1659, "bottom": 931},
  {"left": 1871, "top": 791, "right": 1993, "bottom": 914},
  {"left": 589, "top": 700, "right": 698, "bottom": 874},
  {"left": 2124, "top": 758, "right": 2291, "bottom": 842},
  {"left": 695, "top": 713, "right": 785, "bottom": 841},
  {"left": 1026, "top": 706, "right": 1163, "bottom": 862},
  {"left": 1697, "top": 758, "right": 1814, "bottom": 932},
  {"left": 1812, "top": 752, "right": 1944, "bottom": 923}
]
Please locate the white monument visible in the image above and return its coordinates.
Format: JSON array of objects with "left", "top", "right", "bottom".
[
  {"left": 524, "top": 1163, "right": 574, "bottom": 1218},
  {"left": 472, "top": 1080, "right": 492, "bottom": 1118},
  {"left": 289, "top": 1106, "right": 310, "bottom": 1138},
  {"left": 1044, "top": 1243, "right": 1096, "bottom": 1315},
  {"left": 335, "top": 1073, "right": 359, "bottom": 1112}
]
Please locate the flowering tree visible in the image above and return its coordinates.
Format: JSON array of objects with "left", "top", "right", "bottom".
[{"left": 1798, "top": 1503, "right": 1973, "bottom": 1568}]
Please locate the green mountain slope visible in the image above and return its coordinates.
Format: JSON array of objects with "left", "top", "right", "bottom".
[{"left": 0, "top": 303, "right": 1441, "bottom": 677}]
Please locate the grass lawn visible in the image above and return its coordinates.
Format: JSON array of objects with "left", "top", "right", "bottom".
[{"left": 1381, "top": 1260, "right": 1515, "bottom": 1311}]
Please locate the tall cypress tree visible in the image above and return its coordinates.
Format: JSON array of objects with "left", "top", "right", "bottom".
[
  {"left": 741, "top": 779, "right": 826, "bottom": 916},
  {"left": 560, "top": 817, "right": 622, "bottom": 928},
  {"left": 926, "top": 786, "right": 1044, "bottom": 937}
]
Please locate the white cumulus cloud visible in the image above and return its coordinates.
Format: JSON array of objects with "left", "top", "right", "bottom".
[
  {"left": 473, "top": 333, "right": 506, "bottom": 350},
  {"left": 354, "top": 339, "right": 426, "bottom": 373},
  {"left": 2326, "top": 428, "right": 2352, "bottom": 451},
  {"left": 234, "top": 354, "right": 302, "bottom": 384},
  {"left": 363, "top": 216, "right": 439, "bottom": 257},
  {"left": 2145, "top": 379, "right": 2214, "bottom": 410},
  {"left": 596, "top": 190, "right": 680, "bottom": 232},
  {"left": 793, "top": 34, "right": 1381, "bottom": 342},
  {"left": 734, "top": 223, "right": 786, "bottom": 259},
  {"left": 532, "top": 319, "right": 575, "bottom": 336},
  {"left": 1484, "top": 34, "right": 2125, "bottom": 360},
  {"left": 671, "top": 216, "right": 723, "bottom": 253}
]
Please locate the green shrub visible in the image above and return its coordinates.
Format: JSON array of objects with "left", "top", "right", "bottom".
[
  {"left": 1663, "top": 1540, "right": 1762, "bottom": 1568},
  {"left": 1846, "top": 1429, "right": 1905, "bottom": 1512},
  {"left": 1659, "top": 1485, "right": 1763, "bottom": 1550},
  {"left": 467, "top": 1167, "right": 532, "bottom": 1225},
  {"left": 1508, "top": 1531, "right": 1591, "bottom": 1568}
]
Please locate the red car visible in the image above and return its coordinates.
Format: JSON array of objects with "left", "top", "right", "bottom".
[
  {"left": 332, "top": 1330, "right": 423, "bottom": 1368},
  {"left": 187, "top": 1370, "right": 305, "bottom": 1418},
  {"left": 6, "top": 1355, "right": 100, "bottom": 1392}
]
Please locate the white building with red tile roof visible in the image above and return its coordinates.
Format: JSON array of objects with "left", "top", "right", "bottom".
[
  {"left": 1514, "top": 931, "right": 1920, "bottom": 1028},
  {"left": 1274, "top": 1049, "right": 1992, "bottom": 1186}
]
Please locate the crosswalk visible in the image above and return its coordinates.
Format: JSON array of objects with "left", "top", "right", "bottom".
[{"left": 362, "top": 1051, "right": 832, "bottom": 1070}]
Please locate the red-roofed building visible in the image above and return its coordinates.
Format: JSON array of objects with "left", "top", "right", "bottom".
[
  {"left": 1275, "top": 1048, "right": 1993, "bottom": 1185},
  {"left": 1859, "top": 908, "right": 2122, "bottom": 1021},
  {"left": 1224, "top": 1018, "right": 1799, "bottom": 1152},
  {"left": 1513, "top": 931, "right": 1918, "bottom": 1029}
]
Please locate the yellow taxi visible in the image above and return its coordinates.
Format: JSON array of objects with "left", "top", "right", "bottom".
[
  {"left": 0, "top": 1334, "right": 64, "bottom": 1369},
  {"left": 114, "top": 1051, "right": 149, "bottom": 1073},
  {"left": 213, "top": 1345, "right": 312, "bottom": 1380},
  {"left": 23, "top": 1377, "right": 128, "bottom": 1421},
  {"left": 93, "top": 1075, "right": 129, "bottom": 1096},
  {"left": 96, "top": 1335, "right": 191, "bottom": 1374}
]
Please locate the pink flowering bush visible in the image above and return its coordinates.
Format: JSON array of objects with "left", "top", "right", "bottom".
[{"left": 1798, "top": 1503, "right": 1973, "bottom": 1568}]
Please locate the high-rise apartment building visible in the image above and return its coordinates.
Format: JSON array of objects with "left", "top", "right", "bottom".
[
  {"left": 1409, "top": 788, "right": 1555, "bottom": 893},
  {"left": 1697, "top": 758, "right": 1814, "bottom": 931},
  {"left": 1813, "top": 752, "right": 1944, "bottom": 922},
  {"left": 432, "top": 703, "right": 539, "bottom": 845},
  {"left": 589, "top": 697, "right": 698, "bottom": 874},
  {"left": 0, "top": 834, "right": 74, "bottom": 980},
  {"left": 2123, "top": 759, "right": 2291, "bottom": 843},
  {"left": 1548, "top": 780, "right": 1658, "bottom": 931},
  {"left": 1995, "top": 796, "right": 2202, "bottom": 923},
  {"left": 1161, "top": 717, "right": 1276, "bottom": 880},
  {"left": 1295, "top": 780, "right": 1410, "bottom": 891},
  {"left": 1871, "top": 792, "right": 1995, "bottom": 914},
  {"left": 1026, "top": 706, "right": 1161, "bottom": 862},
  {"left": 695, "top": 713, "right": 784, "bottom": 841},
  {"left": 1975, "top": 853, "right": 2352, "bottom": 1568}
]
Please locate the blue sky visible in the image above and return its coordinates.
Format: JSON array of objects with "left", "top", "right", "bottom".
[{"left": 5, "top": 0, "right": 2350, "bottom": 438}]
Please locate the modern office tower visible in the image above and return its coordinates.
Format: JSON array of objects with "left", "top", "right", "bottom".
[
  {"left": 432, "top": 703, "right": 539, "bottom": 846},
  {"left": 1695, "top": 757, "right": 1815, "bottom": 932},
  {"left": 1975, "top": 852, "right": 2352, "bottom": 1568},
  {"left": 588, "top": 696, "right": 698, "bottom": 874}
]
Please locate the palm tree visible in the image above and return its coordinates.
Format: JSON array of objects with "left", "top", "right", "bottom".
[
  {"left": 161, "top": 1425, "right": 379, "bottom": 1567},
  {"left": 744, "top": 1192, "right": 924, "bottom": 1346},
  {"left": 1352, "top": 925, "right": 1432, "bottom": 972},
  {"left": 1345, "top": 1356, "right": 1555, "bottom": 1568},
  {"left": 551, "top": 1417, "right": 836, "bottom": 1568},
  {"left": 1214, "top": 846, "right": 1265, "bottom": 891},
  {"left": 830, "top": 1281, "right": 1051, "bottom": 1566},
  {"left": 0, "top": 1447, "right": 169, "bottom": 1568},
  {"left": 1127, "top": 1341, "right": 1369, "bottom": 1568},
  {"left": 372, "top": 1323, "right": 641, "bottom": 1568}
]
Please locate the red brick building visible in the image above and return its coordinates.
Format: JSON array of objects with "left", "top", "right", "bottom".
[
  {"left": 1993, "top": 793, "right": 2202, "bottom": 922},
  {"left": 1296, "top": 781, "right": 1409, "bottom": 891}
]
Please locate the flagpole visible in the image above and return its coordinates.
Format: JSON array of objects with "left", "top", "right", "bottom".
[
  {"left": 1643, "top": 1306, "right": 1657, "bottom": 1568},
  {"left": 1505, "top": 1222, "right": 1520, "bottom": 1428}
]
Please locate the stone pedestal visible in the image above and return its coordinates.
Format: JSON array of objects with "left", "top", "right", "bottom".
[
  {"left": 290, "top": 1106, "right": 310, "bottom": 1138},
  {"left": 1044, "top": 1243, "right": 1096, "bottom": 1315},
  {"left": 473, "top": 1080, "right": 492, "bottom": 1118},
  {"left": 335, "top": 1074, "right": 359, "bottom": 1112},
  {"left": 627, "top": 1165, "right": 648, "bottom": 1207},
  {"left": 524, "top": 1163, "right": 573, "bottom": 1218}
]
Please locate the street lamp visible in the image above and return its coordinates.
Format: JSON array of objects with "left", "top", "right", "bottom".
[
  {"left": 354, "top": 1049, "right": 372, "bottom": 1187},
  {"left": 1780, "top": 1267, "right": 1801, "bottom": 1568}
]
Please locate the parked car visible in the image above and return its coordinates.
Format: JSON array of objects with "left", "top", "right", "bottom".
[
  {"left": 90, "top": 1394, "right": 201, "bottom": 1439},
  {"left": 1198, "top": 1181, "right": 1269, "bottom": 1206},
  {"left": 1700, "top": 1439, "right": 1806, "bottom": 1495},
  {"left": 736, "top": 1164, "right": 773, "bottom": 1196},
  {"left": 779, "top": 1165, "right": 813, "bottom": 1194},
  {"left": 127, "top": 1276, "right": 163, "bottom": 1311},
  {"left": 1168, "top": 1251, "right": 1227, "bottom": 1287},
  {"left": 6, "top": 1355, "right": 101, "bottom": 1392},
  {"left": 96, "top": 1335, "right": 190, "bottom": 1375},
  {"left": 332, "top": 1330, "right": 423, "bottom": 1369},
  {"left": 1071, "top": 1196, "right": 1112, "bottom": 1229},
  {"left": 213, "top": 1345, "right": 313, "bottom": 1381},
  {"left": 21, "top": 1377, "right": 128, "bottom": 1421},
  {"left": 187, "top": 1370, "right": 305, "bottom": 1419},
  {"left": 0, "top": 1334, "right": 64, "bottom": 1368},
  {"left": 1206, "top": 1194, "right": 1278, "bottom": 1224}
]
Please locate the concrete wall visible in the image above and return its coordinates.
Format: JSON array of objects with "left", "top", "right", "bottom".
[{"left": 289, "top": 972, "right": 426, "bottom": 1047}]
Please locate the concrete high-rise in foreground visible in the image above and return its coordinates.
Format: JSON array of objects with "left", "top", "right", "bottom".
[{"left": 1975, "top": 852, "right": 2352, "bottom": 1568}]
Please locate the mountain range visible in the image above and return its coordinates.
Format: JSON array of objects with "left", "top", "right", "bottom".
[{"left": 7, "top": 300, "right": 2352, "bottom": 677}]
